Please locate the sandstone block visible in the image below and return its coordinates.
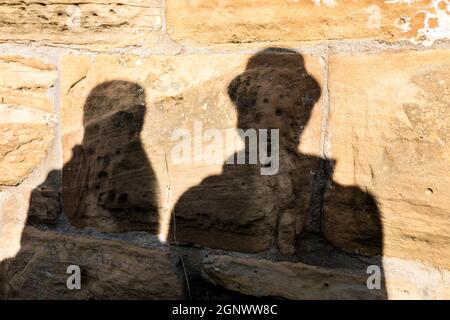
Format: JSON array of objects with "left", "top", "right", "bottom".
[
  {"left": 0, "top": 173, "right": 61, "bottom": 270},
  {"left": 0, "top": 188, "right": 32, "bottom": 262},
  {"left": 0, "top": 226, "right": 183, "bottom": 299},
  {"left": 203, "top": 254, "right": 450, "bottom": 299},
  {"left": 203, "top": 255, "right": 384, "bottom": 299},
  {"left": 0, "top": 56, "right": 56, "bottom": 187},
  {"left": 0, "top": 0, "right": 163, "bottom": 50},
  {"left": 326, "top": 49, "right": 450, "bottom": 269},
  {"left": 167, "top": 0, "right": 449, "bottom": 45}
]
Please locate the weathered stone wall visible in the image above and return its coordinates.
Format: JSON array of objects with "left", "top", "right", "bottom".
[{"left": 0, "top": 0, "right": 449, "bottom": 299}]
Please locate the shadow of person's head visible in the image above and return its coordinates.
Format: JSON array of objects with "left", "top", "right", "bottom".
[
  {"left": 83, "top": 80, "right": 146, "bottom": 137},
  {"left": 63, "top": 80, "right": 159, "bottom": 232},
  {"left": 228, "top": 48, "right": 321, "bottom": 149}
]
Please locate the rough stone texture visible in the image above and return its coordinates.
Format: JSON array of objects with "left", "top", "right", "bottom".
[
  {"left": 204, "top": 255, "right": 382, "bottom": 300},
  {"left": 326, "top": 49, "right": 450, "bottom": 269},
  {"left": 0, "top": 226, "right": 183, "bottom": 299},
  {"left": 0, "top": 56, "right": 57, "bottom": 187},
  {"left": 1, "top": 1, "right": 449, "bottom": 301},
  {"left": 27, "top": 173, "right": 61, "bottom": 222},
  {"left": 0, "top": 187, "right": 32, "bottom": 262},
  {"left": 0, "top": 56, "right": 56, "bottom": 113},
  {"left": 0, "top": 0, "right": 163, "bottom": 51},
  {"left": 0, "top": 124, "right": 54, "bottom": 186},
  {"left": 167, "top": 0, "right": 449, "bottom": 45},
  {"left": 203, "top": 255, "right": 450, "bottom": 300},
  {"left": 60, "top": 52, "right": 324, "bottom": 253},
  {"left": 0, "top": 169, "right": 59, "bottom": 261}
]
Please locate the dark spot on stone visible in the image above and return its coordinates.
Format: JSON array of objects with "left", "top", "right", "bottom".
[
  {"left": 118, "top": 193, "right": 129, "bottom": 203},
  {"left": 103, "top": 154, "right": 111, "bottom": 166},
  {"left": 97, "top": 171, "right": 108, "bottom": 179},
  {"left": 107, "top": 191, "right": 116, "bottom": 201},
  {"left": 255, "top": 112, "right": 263, "bottom": 122}
]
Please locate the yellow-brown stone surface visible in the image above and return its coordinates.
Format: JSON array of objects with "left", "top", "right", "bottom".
[
  {"left": 1, "top": 0, "right": 449, "bottom": 299},
  {"left": 167, "top": 0, "right": 449, "bottom": 45},
  {"left": 326, "top": 49, "right": 450, "bottom": 269},
  {"left": 0, "top": 56, "right": 56, "bottom": 187},
  {"left": 0, "top": 226, "right": 183, "bottom": 299},
  {"left": 204, "top": 255, "right": 450, "bottom": 300},
  {"left": 60, "top": 51, "right": 324, "bottom": 253},
  {"left": 0, "top": 0, "right": 162, "bottom": 50}
]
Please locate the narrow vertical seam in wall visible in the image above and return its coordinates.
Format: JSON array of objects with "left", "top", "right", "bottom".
[
  {"left": 161, "top": 0, "right": 167, "bottom": 33},
  {"left": 320, "top": 48, "right": 331, "bottom": 160},
  {"left": 305, "top": 48, "right": 331, "bottom": 234},
  {"left": 54, "top": 54, "right": 64, "bottom": 220},
  {"left": 54, "top": 56, "right": 62, "bottom": 170}
]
